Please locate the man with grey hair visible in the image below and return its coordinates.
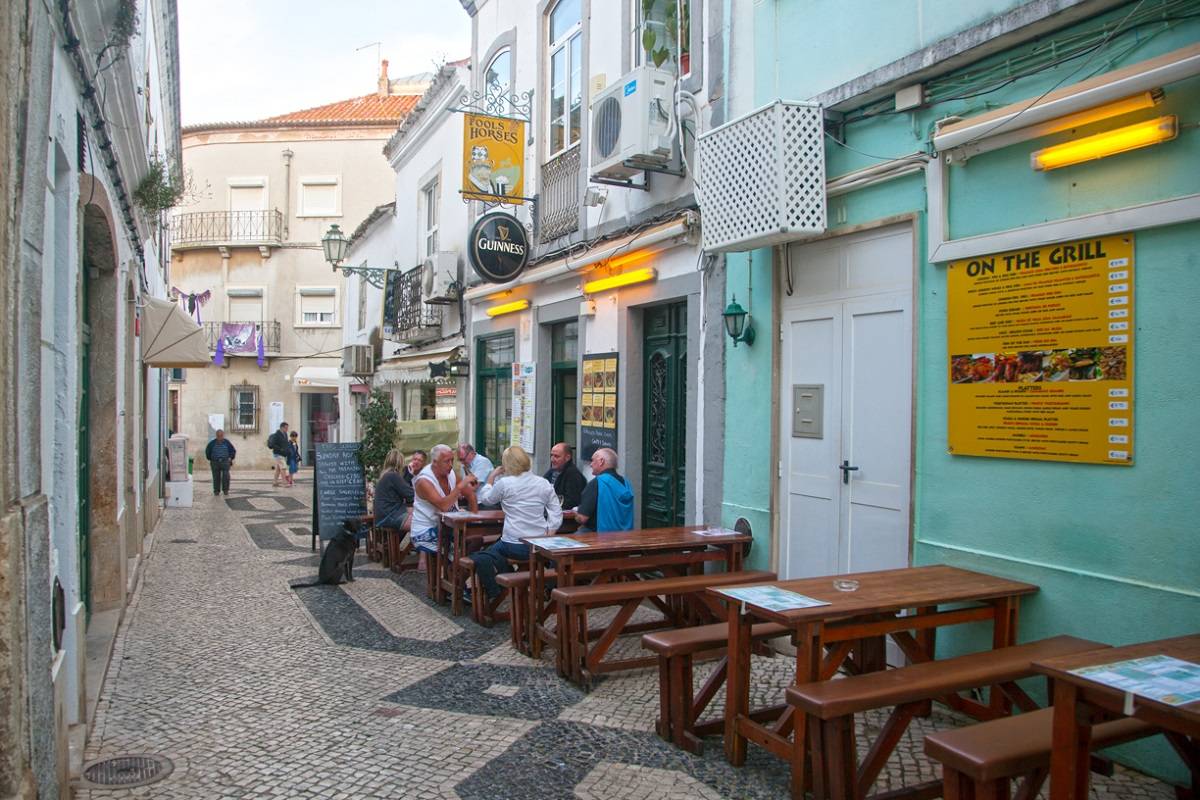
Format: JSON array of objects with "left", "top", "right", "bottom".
[
  {"left": 575, "top": 447, "right": 634, "bottom": 532},
  {"left": 456, "top": 442, "right": 495, "bottom": 485},
  {"left": 204, "top": 429, "right": 236, "bottom": 496}
]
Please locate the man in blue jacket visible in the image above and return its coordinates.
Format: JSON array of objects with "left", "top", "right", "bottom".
[
  {"left": 205, "top": 429, "right": 236, "bottom": 496},
  {"left": 574, "top": 447, "right": 634, "bottom": 532}
]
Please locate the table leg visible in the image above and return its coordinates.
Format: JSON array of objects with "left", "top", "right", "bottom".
[
  {"left": 724, "top": 603, "right": 752, "bottom": 766},
  {"left": 790, "top": 623, "right": 821, "bottom": 798},
  {"left": 990, "top": 596, "right": 1019, "bottom": 714},
  {"left": 1049, "top": 680, "right": 1092, "bottom": 800},
  {"left": 530, "top": 551, "right": 543, "bottom": 658},
  {"left": 450, "top": 524, "right": 464, "bottom": 615}
]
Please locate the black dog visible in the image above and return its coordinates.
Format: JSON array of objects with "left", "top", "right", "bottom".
[{"left": 292, "top": 519, "right": 361, "bottom": 587}]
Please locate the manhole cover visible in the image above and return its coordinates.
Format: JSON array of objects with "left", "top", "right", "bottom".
[{"left": 80, "top": 754, "right": 173, "bottom": 788}]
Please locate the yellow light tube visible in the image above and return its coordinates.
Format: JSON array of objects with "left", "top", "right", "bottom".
[
  {"left": 1038, "top": 90, "right": 1164, "bottom": 136},
  {"left": 1031, "top": 115, "right": 1177, "bottom": 171},
  {"left": 485, "top": 299, "right": 530, "bottom": 317},
  {"left": 583, "top": 267, "right": 657, "bottom": 294},
  {"left": 606, "top": 248, "right": 656, "bottom": 270}
]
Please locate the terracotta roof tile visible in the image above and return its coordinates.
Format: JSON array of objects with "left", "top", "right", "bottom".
[{"left": 263, "top": 92, "right": 421, "bottom": 125}]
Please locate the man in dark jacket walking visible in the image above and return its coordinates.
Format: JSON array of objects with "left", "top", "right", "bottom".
[
  {"left": 542, "top": 442, "right": 587, "bottom": 510},
  {"left": 205, "top": 429, "right": 236, "bottom": 496},
  {"left": 267, "top": 422, "right": 289, "bottom": 487}
]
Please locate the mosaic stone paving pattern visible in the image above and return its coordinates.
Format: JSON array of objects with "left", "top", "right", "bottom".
[{"left": 77, "top": 474, "right": 1178, "bottom": 799}]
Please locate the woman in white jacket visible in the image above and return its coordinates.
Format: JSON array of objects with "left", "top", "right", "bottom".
[{"left": 470, "top": 445, "right": 563, "bottom": 602}]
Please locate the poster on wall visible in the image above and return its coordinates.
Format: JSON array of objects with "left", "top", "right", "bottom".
[
  {"left": 510, "top": 362, "right": 536, "bottom": 451},
  {"left": 462, "top": 113, "right": 526, "bottom": 204},
  {"left": 580, "top": 352, "right": 619, "bottom": 460},
  {"left": 947, "top": 234, "right": 1134, "bottom": 465}
]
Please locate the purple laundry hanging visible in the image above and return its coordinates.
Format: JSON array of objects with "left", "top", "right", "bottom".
[
  {"left": 256, "top": 326, "right": 266, "bottom": 367},
  {"left": 214, "top": 334, "right": 225, "bottom": 366}
]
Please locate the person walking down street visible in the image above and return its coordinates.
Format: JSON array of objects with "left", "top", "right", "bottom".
[
  {"left": 470, "top": 446, "right": 562, "bottom": 603},
  {"left": 267, "top": 422, "right": 290, "bottom": 487},
  {"left": 542, "top": 442, "right": 587, "bottom": 510},
  {"left": 286, "top": 431, "right": 301, "bottom": 487},
  {"left": 205, "top": 430, "right": 236, "bottom": 496},
  {"left": 575, "top": 448, "right": 634, "bottom": 532}
]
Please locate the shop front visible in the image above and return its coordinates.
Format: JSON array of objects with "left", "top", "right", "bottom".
[{"left": 293, "top": 366, "right": 340, "bottom": 465}]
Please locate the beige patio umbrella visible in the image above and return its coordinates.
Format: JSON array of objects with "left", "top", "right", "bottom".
[{"left": 140, "top": 296, "right": 211, "bottom": 368}]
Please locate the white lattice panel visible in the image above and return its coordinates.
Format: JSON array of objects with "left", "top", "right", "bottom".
[{"left": 698, "top": 101, "right": 826, "bottom": 252}]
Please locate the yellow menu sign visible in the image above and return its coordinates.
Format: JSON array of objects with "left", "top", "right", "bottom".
[
  {"left": 947, "top": 234, "right": 1134, "bottom": 465},
  {"left": 462, "top": 113, "right": 525, "bottom": 204}
]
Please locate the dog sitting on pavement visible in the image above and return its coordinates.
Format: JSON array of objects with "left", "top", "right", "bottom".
[{"left": 291, "top": 519, "right": 361, "bottom": 587}]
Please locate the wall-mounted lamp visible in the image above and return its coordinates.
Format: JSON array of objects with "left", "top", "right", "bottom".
[
  {"left": 486, "top": 298, "right": 530, "bottom": 317},
  {"left": 1031, "top": 115, "right": 1177, "bottom": 171},
  {"left": 583, "top": 267, "right": 657, "bottom": 295},
  {"left": 322, "top": 223, "right": 390, "bottom": 287},
  {"left": 722, "top": 295, "right": 755, "bottom": 348}
]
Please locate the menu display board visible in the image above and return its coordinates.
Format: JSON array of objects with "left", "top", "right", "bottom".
[
  {"left": 312, "top": 442, "right": 367, "bottom": 541},
  {"left": 947, "top": 234, "right": 1134, "bottom": 465},
  {"left": 579, "top": 352, "right": 619, "bottom": 460},
  {"left": 510, "top": 361, "right": 536, "bottom": 452}
]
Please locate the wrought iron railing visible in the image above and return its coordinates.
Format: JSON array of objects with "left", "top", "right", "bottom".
[
  {"left": 538, "top": 147, "right": 581, "bottom": 243},
  {"left": 202, "top": 321, "right": 281, "bottom": 354},
  {"left": 170, "top": 210, "right": 284, "bottom": 249},
  {"left": 394, "top": 267, "right": 443, "bottom": 342}
]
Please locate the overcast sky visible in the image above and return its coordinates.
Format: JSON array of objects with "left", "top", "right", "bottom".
[{"left": 178, "top": 0, "right": 471, "bottom": 126}]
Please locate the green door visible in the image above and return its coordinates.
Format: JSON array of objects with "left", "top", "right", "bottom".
[
  {"left": 475, "top": 332, "right": 515, "bottom": 462},
  {"left": 78, "top": 267, "right": 92, "bottom": 618},
  {"left": 642, "top": 301, "right": 687, "bottom": 528},
  {"left": 550, "top": 321, "right": 579, "bottom": 453}
]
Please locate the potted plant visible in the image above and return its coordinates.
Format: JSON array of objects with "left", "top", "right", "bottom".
[{"left": 357, "top": 389, "right": 398, "bottom": 512}]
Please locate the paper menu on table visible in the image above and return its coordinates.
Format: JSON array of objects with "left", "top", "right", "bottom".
[
  {"left": 532, "top": 536, "right": 586, "bottom": 550},
  {"left": 716, "top": 585, "right": 830, "bottom": 612},
  {"left": 1071, "top": 655, "right": 1200, "bottom": 707},
  {"left": 695, "top": 528, "right": 739, "bottom": 537}
]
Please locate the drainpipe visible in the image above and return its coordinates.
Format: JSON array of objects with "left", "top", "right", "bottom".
[{"left": 282, "top": 148, "right": 294, "bottom": 239}]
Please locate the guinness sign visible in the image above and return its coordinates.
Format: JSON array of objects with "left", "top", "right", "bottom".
[{"left": 469, "top": 212, "right": 530, "bottom": 284}]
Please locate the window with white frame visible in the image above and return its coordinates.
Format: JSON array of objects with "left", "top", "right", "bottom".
[
  {"left": 229, "top": 382, "right": 259, "bottom": 433},
  {"left": 421, "top": 178, "right": 440, "bottom": 258},
  {"left": 298, "top": 175, "right": 341, "bottom": 217},
  {"left": 296, "top": 287, "right": 338, "bottom": 326},
  {"left": 484, "top": 48, "right": 512, "bottom": 113},
  {"left": 357, "top": 275, "right": 368, "bottom": 331},
  {"left": 634, "top": 0, "right": 691, "bottom": 76},
  {"left": 547, "top": 0, "right": 582, "bottom": 157}
]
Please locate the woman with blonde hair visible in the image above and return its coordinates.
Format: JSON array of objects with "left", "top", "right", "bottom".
[
  {"left": 373, "top": 448, "right": 410, "bottom": 533},
  {"left": 469, "top": 445, "right": 563, "bottom": 603}
]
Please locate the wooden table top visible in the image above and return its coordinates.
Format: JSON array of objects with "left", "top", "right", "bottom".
[
  {"left": 1034, "top": 634, "right": 1200, "bottom": 717},
  {"left": 527, "top": 525, "right": 750, "bottom": 555},
  {"left": 708, "top": 564, "right": 1039, "bottom": 625}
]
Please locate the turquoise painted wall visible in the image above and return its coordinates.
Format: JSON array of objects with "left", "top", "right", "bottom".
[{"left": 726, "top": 0, "right": 1200, "bottom": 783}]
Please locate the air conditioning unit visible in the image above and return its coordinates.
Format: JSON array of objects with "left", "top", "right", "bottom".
[
  {"left": 422, "top": 251, "right": 459, "bottom": 304},
  {"left": 341, "top": 344, "right": 374, "bottom": 376},
  {"left": 590, "top": 66, "right": 675, "bottom": 181}
]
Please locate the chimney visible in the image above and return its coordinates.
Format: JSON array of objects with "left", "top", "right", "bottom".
[{"left": 377, "top": 59, "right": 390, "bottom": 97}]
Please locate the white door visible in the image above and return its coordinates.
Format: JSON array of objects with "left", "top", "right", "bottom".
[{"left": 779, "top": 226, "right": 913, "bottom": 580}]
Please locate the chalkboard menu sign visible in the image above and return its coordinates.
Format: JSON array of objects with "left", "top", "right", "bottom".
[
  {"left": 312, "top": 442, "right": 367, "bottom": 542},
  {"left": 579, "top": 352, "right": 618, "bottom": 460}
]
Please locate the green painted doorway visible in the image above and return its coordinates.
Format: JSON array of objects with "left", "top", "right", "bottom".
[
  {"left": 642, "top": 301, "right": 687, "bottom": 528},
  {"left": 474, "top": 331, "right": 515, "bottom": 463}
]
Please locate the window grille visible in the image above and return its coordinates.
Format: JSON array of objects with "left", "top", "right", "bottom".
[{"left": 228, "top": 382, "right": 260, "bottom": 433}]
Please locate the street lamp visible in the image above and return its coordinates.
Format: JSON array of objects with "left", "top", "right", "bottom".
[
  {"left": 322, "top": 223, "right": 390, "bottom": 288},
  {"left": 722, "top": 295, "right": 756, "bottom": 348}
]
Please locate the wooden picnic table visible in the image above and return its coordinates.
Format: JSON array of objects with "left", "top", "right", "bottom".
[
  {"left": 527, "top": 526, "right": 751, "bottom": 675},
  {"left": 1034, "top": 634, "right": 1200, "bottom": 800},
  {"left": 437, "top": 508, "right": 578, "bottom": 616},
  {"left": 711, "top": 564, "right": 1039, "bottom": 786}
]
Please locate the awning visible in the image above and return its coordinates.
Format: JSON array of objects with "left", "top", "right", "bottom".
[
  {"left": 293, "top": 366, "right": 339, "bottom": 392},
  {"left": 375, "top": 343, "right": 462, "bottom": 385},
  {"left": 141, "top": 296, "right": 211, "bottom": 368},
  {"left": 350, "top": 383, "right": 370, "bottom": 394}
]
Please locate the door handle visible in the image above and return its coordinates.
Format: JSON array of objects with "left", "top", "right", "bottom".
[{"left": 839, "top": 460, "right": 859, "bottom": 484}]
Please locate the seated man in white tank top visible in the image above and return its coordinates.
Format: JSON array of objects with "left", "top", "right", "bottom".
[{"left": 411, "top": 444, "right": 479, "bottom": 551}]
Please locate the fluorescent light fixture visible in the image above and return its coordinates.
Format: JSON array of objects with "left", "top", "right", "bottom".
[
  {"left": 1034, "top": 90, "right": 1164, "bottom": 135},
  {"left": 1031, "top": 115, "right": 1178, "bottom": 171},
  {"left": 582, "top": 267, "right": 657, "bottom": 294},
  {"left": 606, "top": 249, "right": 656, "bottom": 270},
  {"left": 485, "top": 299, "right": 530, "bottom": 317}
]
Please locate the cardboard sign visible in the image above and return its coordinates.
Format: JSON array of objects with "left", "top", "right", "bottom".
[{"left": 947, "top": 234, "right": 1134, "bottom": 465}]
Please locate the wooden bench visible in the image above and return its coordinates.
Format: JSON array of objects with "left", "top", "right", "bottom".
[
  {"left": 924, "top": 706, "right": 1156, "bottom": 800},
  {"left": 458, "top": 555, "right": 523, "bottom": 628},
  {"left": 784, "top": 635, "right": 1109, "bottom": 800},
  {"left": 554, "top": 570, "right": 777, "bottom": 687},
  {"left": 643, "top": 619, "right": 789, "bottom": 754}
]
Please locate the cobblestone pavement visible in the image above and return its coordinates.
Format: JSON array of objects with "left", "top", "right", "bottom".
[{"left": 78, "top": 475, "right": 1175, "bottom": 799}]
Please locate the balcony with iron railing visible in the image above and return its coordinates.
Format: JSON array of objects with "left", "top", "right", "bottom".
[
  {"left": 537, "top": 147, "right": 581, "bottom": 244},
  {"left": 390, "top": 267, "right": 443, "bottom": 344},
  {"left": 171, "top": 210, "right": 285, "bottom": 251},
  {"left": 202, "top": 321, "right": 282, "bottom": 355}
]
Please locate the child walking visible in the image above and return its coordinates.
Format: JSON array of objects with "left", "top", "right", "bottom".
[{"left": 286, "top": 431, "right": 301, "bottom": 486}]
